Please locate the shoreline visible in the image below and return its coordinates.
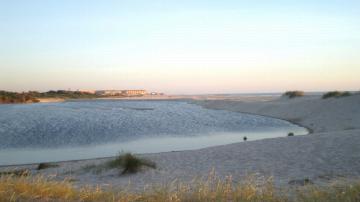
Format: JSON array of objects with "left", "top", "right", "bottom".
[
  {"left": 37, "top": 98, "right": 66, "bottom": 103},
  {"left": 0, "top": 94, "right": 279, "bottom": 104},
  {"left": 0, "top": 96, "right": 188, "bottom": 105},
  {"left": 1, "top": 94, "right": 359, "bottom": 189},
  {"left": 192, "top": 100, "right": 314, "bottom": 134}
]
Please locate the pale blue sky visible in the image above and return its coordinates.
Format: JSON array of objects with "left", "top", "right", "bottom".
[{"left": 0, "top": 0, "right": 359, "bottom": 94}]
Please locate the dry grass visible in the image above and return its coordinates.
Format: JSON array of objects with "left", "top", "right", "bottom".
[
  {"left": 0, "top": 171, "right": 360, "bottom": 202},
  {"left": 0, "top": 174, "right": 125, "bottom": 202}
]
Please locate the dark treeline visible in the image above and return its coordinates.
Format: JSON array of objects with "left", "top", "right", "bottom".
[
  {"left": 0, "top": 91, "right": 40, "bottom": 104},
  {"left": 30, "top": 90, "right": 100, "bottom": 99},
  {"left": 0, "top": 90, "right": 101, "bottom": 104}
]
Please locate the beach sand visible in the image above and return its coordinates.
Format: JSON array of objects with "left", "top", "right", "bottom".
[
  {"left": 1, "top": 94, "right": 360, "bottom": 190},
  {"left": 37, "top": 98, "right": 66, "bottom": 103}
]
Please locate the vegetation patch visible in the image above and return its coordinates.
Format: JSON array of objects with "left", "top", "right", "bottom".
[
  {"left": 80, "top": 153, "right": 156, "bottom": 175},
  {"left": 288, "top": 132, "right": 295, "bottom": 137},
  {"left": 322, "top": 91, "right": 352, "bottom": 99},
  {"left": 107, "top": 153, "right": 156, "bottom": 175},
  {"left": 33, "top": 90, "right": 100, "bottom": 99},
  {"left": 0, "top": 90, "right": 102, "bottom": 104},
  {"left": 283, "top": 91, "right": 305, "bottom": 98},
  {"left": 0, "top": 91, "right": 40, "bottom": 104}
]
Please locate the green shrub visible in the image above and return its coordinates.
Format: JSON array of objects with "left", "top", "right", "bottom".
[
  {"left": 283, "top": 91, "right": 304, "bottom": 98},
  {"left": 322, "top": 91, "right": 352, "bottom": 99},
  {"left": 288, "top": 132, "right": 294, "bottom": 137},
  {"left": 107, "top": 153, "right": 156, "bottom": 174}
]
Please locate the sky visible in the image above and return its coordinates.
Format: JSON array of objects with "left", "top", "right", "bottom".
[{"left": 0, "top": 0, "right": 359, "bottom": 94}]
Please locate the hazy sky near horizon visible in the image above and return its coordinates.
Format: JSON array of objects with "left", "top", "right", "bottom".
[{"left": 1, "top": 0, "right": 359, "bottom": 94}]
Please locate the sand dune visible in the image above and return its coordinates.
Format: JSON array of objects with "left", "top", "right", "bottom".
[{"left": 195, "top": 94, "right": 360, "bottom": 133}]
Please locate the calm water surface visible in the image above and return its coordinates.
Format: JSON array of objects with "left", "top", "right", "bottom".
[{"left": 0, "top": 100, "right": 307, "bottom": 165}]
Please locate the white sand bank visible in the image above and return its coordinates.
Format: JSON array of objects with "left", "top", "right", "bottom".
[{"left": 37, "top": 98, "right": 65, "bottom": 103}]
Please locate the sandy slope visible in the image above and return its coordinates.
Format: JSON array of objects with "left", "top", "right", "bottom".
[
  {"left": 1, "top": 94, "right": 360, "bottom": 189},
  {"left": 195, "top": 94, "right": 360, "bottom": 133}
]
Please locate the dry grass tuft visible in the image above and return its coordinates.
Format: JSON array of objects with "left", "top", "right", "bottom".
[{"left": 107, "top": 153, "right": 156, "bottom": 175}]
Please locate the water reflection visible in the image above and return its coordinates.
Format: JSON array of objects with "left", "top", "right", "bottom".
[{"left": 0, "top": 130, "right": 307, "bottom": 165}]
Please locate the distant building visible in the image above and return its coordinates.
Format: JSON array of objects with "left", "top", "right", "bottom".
[
  {"left": 150, "top": 92, "right": 164, "bottom": 95},
  {"left": 95, "top": 89, "right": 147, "bottom": 96},
  {"left": 78, "top": 90, "right": 96, "bottom": 94},
  {"left": 95, "top": 90, "right": 123, "bottom": 96},
  {"left": 121, "top": 90, "right": 146, "bottom": 96}
]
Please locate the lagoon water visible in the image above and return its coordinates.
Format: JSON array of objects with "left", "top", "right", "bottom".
[{"left": 0, "top": 100, "right": 307, "bottom": 165}]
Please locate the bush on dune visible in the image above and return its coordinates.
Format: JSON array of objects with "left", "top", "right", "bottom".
[
  {"left": 322, "top": 91, "right": 352, "bottom": 99},
  {"left": 283, "top": 91, "right": 305, "bottom": 99},
  {"left": 107, "top": 153, "right": 156, "bottom": 174}
]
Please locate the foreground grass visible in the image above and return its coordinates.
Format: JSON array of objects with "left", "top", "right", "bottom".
[{"left": 1, "top": 173, "right": 360, "bottom": 202}]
